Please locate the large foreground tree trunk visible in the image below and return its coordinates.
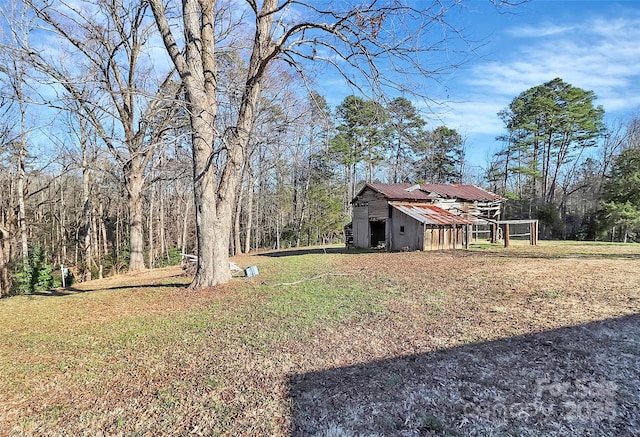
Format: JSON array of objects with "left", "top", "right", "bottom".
[
  {"left": 150, "top": 0, "right": 272, "bottom": 287},
  {"left": 126, "top": 163, "right": 146, "bottom": 272},
  {"left": 189, "top": 110, "right": 232, "bottom": 286}
]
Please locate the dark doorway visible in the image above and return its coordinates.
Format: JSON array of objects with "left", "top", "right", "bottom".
[{"left": 370, "top": 221, "right": 386, "bottom": 248}]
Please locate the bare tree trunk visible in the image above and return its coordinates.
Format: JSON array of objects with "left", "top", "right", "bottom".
[
  {"left": 2, "top": 45, "right": 31, "bottom": 265},
  {"left": 150, "top": 0, "right": 273, "bottom": 287},
  {"left": 115, "top": 205, "right": 121, "bottom": 273},
  {"left": 159, "top": 181, "right": 168, "bottom": 264},
  {"left": 296, "top": 142, "right": 313, "bottom": 247},
  {"left": 82, "top": 203, "right": 93, "bottom": 281},
  {"left": 98, "top": 201, "right": 106, "bottom": 279},
  {"left": 91, "top": 206, "right": 99, "bottom": 262},
  {"left": 148, "top": 187, "right": 154, "bottom": 268},
  {"left": 350, "top": 162, "right": 357, "bottom": 211},
  {"left": 52, "top": 188, "right": 60, "bottom": 265},
  {"left": 181, "top": 198, "right": 191, "bottom": 258},
  {"left": 190, "top": 111, "right": 232, "bottom": 286},
  {"left": 82, "top": 145, "right": 92, "bottom": 281},
  {"left": 17, "top": 106, "right": 28, "bottom": 262},
  {"left": 74, "top": 228, "right": 79, "bottom": 267},
  {"left": 59, "top": 180, "right": 67, "bottom": 263},
  {"left": 99, "top": 201, "right": 107, "bottom": 257},
  {"left": 126, "top": 162, "right": 146, "bottom": 271},
  {"left": 234, "top": 184, "right": 244, "bottom": 256},
  {"left": 244, "top": 172, "right": 254, "bottom": 254},
  {"left": 255, "top": 178, "right": 262, "bottom": 250}
]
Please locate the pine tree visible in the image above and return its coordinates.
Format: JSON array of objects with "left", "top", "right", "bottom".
[{"left": 600, "top": 147, "right": 640, "bottom": 242}]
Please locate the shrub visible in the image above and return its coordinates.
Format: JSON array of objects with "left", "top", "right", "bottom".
[{"left": 11, "top": 244, "right": 59, "bottom": 295}]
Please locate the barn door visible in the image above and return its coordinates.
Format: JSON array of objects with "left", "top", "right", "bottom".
[{"left": 370, "top": 221, "right": 386, "bottom": 248}]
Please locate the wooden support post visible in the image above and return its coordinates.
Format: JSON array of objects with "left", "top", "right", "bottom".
[
  {"left": 491, "top": 223, "right": 497, "bottom": 243},
  {"left": 530, "top": 222, "right": 534, "bottom": 245},
  {"left": 504, "top": 223, "right": 510, "bottom": 248},
  {"left": 452, "top": 223, "right": 457, "bottom": 249},
  {"left": 465, "top": 225, "right": 470, "bottom": 249}
]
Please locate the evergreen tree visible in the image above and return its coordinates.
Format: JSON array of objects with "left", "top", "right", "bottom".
[
  {"left": 385, "top": 97, "right": 425, "bottom": 183},
  {"left": 414, "top": 126, "right": 464, "bottom": 184},
  {"left": 12, "top": 243, "right": 59, "bottom": 294},
  {"left": 495, "top": 78, "right": 605, "bottom": 204},
  {"left": 329, "top": 95, "right": 387, "bottom": 200},
  {"left": 600, "top": 146, "right": 640, "bottom": 242}
]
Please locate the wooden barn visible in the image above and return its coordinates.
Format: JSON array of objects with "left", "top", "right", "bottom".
[{"left": 349, "top": 183, "right": 505, "bottom": 251}]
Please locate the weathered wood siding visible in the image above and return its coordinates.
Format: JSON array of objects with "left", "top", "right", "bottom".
[
  {"left": 389, "top": 208, "right": 423, "bottom": 251},
  {"left": 424, "top": 226, "right": 466, "bottom": 251},
  {"left": 353, "top": 204, "right": 369, "bottom": 248},
  {"left": 352, "top": 187, "right": 392, "bottom": 248},
  {"left": 432, "top": 199, "right": 478, "bottom": 216},
  {"left": 356, "top": 188, "right": 389, "bottom": 221}
]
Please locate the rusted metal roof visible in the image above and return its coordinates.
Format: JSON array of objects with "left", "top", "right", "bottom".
[
  {"left": 362, "top": 183, "right": 433, "bottom": 200},
  {"left": 392, "top": 203, "right": 475, "bottom": 226},
  {"left": 357, "top": 183, "right": 503, "bottom": 202},
  {"left": 421, "top": 184, "right": 504, "bottom": 201}
]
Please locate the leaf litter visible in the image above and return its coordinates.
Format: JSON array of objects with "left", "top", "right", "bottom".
[{"left": 0, "top": 243, "right": 639, "bottom": 436}]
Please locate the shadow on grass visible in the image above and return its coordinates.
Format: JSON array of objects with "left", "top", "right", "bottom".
[
  {"left": 260, "top": 247, "right": 379, "bottom": 258},
  {"left": 32, "top": 282, "right": 186, "bottom": 297},
  {"left": 29, "top": 289, "right": 83, "bottom": 297},
  {"left": 290, "top": 314, "right": 640, "bottom": 436}
]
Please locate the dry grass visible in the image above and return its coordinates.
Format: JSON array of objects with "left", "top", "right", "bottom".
[{"left": 1, "top": 241, "right": 639, "bottom": 436}]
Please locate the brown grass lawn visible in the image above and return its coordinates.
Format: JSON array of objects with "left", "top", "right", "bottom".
[{"left": 1, "top": 241, "right": 639, "bottom": 436}]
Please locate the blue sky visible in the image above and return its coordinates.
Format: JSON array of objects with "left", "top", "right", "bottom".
[{"left": 317, "top": 0, "right": 640, "bottom": 173}]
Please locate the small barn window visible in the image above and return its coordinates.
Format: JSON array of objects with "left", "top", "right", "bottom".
[{"left": 400, "top": 225, "right": 405, "bottom": 234}]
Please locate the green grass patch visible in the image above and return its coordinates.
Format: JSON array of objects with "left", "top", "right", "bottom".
[{"left": 0, "top": 252, "right": 392, "bottom": 398}]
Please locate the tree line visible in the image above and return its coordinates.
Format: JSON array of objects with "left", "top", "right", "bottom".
[
  {"left": 2, "top": 0, "right": 500, "bottom": 295},
  {"left": 0, "top": 74, "right": 466, "bottom": 296},
  {"left": 1, "top": 1, "right": 639, "bottom": 297}
]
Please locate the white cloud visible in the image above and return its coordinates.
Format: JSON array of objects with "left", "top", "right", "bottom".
[
  {"left": 438, "top": 6, "right": 640, "bottom": 164},
  {"left": 507, "top": 24, "right": 575, "bottom": 38},
  {"left": 463, "top": 9, "right": 640, "bottom": 116}
]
